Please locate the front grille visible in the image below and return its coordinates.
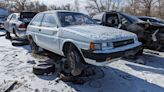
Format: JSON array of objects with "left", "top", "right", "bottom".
[{"left": 113, "top": 39, "right": 134, "bottom": 48}]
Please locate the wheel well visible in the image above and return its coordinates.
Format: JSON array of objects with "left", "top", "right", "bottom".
[
  {"left": 63, "top": 42, "right": 76, "bottom": 55},
  {"left": 62, "top": 42, "right": 86, "bottom": 63},
  {"left": 28, "top": 35, "right": 33, "bottom": 40}
]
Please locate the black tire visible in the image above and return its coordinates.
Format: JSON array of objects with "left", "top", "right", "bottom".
[
  {"left": 33, "top": 63, "right": 55, "bottom": 75},
  {"left": 64, "top": 44, "right": 84, "bottom": 76},
  {"left": 11, "top": 40, "right": 26, "bottom": 46},
  {"left": 5, "top": 31, "right": 11, "bottom": 39},
  {"left": 29, "top": 37, "right": 39, "bottom": 54}
]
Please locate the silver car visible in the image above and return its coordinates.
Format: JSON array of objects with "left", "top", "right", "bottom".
[
  {"left": 4, "top": 12, "right": 37, "bottom": 39},
  {"left": 27, "top": 10, "right": 142, "bottom": 76}
]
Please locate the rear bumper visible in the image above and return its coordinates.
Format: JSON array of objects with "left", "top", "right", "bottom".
[
  {"left": 16, "top": 29, "right": 27, "bottom": 39},
  {"left": 82, "top": 45, "right": 141, "bottom": 66},
  {"left": 0, "top": 23, "right": 4, "bottom": 28}
]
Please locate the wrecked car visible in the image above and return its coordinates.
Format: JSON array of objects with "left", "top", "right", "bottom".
[
  {"left": 4, "top": 12, "right": 37, "bottom": 39},
  {"left": 138, "top": 16, "right": 164, "bottom": 26},
  {"left": 27, "top": 10, "right": 141, "bottom": 76},
  {"left": 93, "top": 11, "right": 164, "bottom": 51}
]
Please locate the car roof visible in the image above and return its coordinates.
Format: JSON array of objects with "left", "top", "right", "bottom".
[
  {"left": 138, "top": 16, "right": 157, "bottom": 19},
  {"left": 41, "top": 10, "right": 82, "bottom": 14}
]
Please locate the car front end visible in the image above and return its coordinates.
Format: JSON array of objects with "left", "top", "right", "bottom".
[{"left": 81, "top": 34, "right": 142, "bottom": 66}]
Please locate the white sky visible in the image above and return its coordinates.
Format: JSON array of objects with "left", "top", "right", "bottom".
[
  {"left": 40, "top": 0, "right": 81, "bottom": 6},
  {"left": 39, "top": 0, "right": 87, "bottom": 13}
]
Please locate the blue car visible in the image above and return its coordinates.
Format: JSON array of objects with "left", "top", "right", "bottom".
[{"left": 138, "top": 16, "right": 164, "bottom": 26}]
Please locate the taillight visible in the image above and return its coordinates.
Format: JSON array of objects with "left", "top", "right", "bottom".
[{"left": 19, "top": 23, "right": 26, "bottom": 28}]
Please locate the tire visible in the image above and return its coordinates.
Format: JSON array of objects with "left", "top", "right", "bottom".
[
  {"left": 29, "top": 38, "right": 39, "bottom": 54},
  {"left": 5, "top": 31, "right": 11, "bottom": 39},
  {"left": 33, "top": 63, "right": 55, "bottom": 75},
  {"left": 65, "top": 45, "right": 84, "bottom": 76},
  {"left": 11, "top": 40, "right": 24, "bottom": 46}
]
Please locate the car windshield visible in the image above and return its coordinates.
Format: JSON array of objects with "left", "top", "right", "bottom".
[
  {"left": 58, "top": 12, "right": 96, "bottom": 27},
  {"left": 152, "top": 17, "right": 164, "bottom": 24}
]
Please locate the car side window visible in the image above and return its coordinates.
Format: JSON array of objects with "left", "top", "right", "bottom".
[
  {"left": 11, "top": 14, "right": 16, "bottom": 20},
  {"left": 120, "top": 15, "right": 131, "bottom": 26},
  {"left": 41, "top": 14, "right": 57, "bottom": 27},
  {"left": 30, "top": 13, "right": 44, "bottom": 26},
  {"left": 7, "top": 14, "right": 12, "bottom": 21}
]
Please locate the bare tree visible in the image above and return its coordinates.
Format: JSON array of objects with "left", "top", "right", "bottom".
[
  {"left": 139, "top": 0, "right": 158, "bottom": 16},
  {"left": 85, "top": 0, "right": 113, "bottom": 15},
  {"left": 49, "top": 4, "right": 73, "bottom": 11},
  {"left": 85, "top": 0, "right": 124, "bottom": 15},
  {"left": 123, "top": 0, "right": 141, "bottom": 15},
  {"left": 74, "top": 0, "right": 80, "bottom": 12},
  {"left": 26, "top": 1, "right": 47, "bottom": 12},
  {"left": 4, "top": 0, "right": 47, "bottom": 12}
]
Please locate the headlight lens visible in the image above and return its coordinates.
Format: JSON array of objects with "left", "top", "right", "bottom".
[
  {"left": 94, "top": 43, "right": 102, "bottom": 50},
  {"left": 90, "top": 42, "right": 114, "bottom": 50},
  {"left": 102, "top": 43, "right": 108, "bottom": 47}
]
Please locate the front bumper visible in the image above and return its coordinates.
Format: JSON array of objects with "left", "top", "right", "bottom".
[{"left": 82, "top": 46, "right": 141, "bottom": 66}]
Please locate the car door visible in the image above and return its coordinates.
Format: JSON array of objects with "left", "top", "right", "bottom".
[
  {"left": 27, "top": 13, "right": 44, "bottom": 45},
  {"left": 38, "top": 13, "right": 60, "bottom": 53}
]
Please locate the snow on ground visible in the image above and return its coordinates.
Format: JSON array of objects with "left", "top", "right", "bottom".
[{"left": 0, "top": 29, "right": 164, "bottom": 92}]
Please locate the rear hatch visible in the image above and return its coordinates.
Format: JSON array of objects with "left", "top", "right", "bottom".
[{"left": 20, "top": 12, "right": 37, "bottom": 25}]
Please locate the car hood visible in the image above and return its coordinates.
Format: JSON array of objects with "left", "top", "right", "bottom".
[{"left": 62, "top": 25, "right": 136, "bottom": 41}]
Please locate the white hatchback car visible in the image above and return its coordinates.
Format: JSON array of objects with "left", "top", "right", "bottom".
[{"left": 27, "top": 10, "right": 141, "bottom": 76}]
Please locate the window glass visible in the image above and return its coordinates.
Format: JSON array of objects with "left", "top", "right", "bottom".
[
  {"left": 41, "top": 14, "right": 57, "bottom": 27},
  {"left": 120, "top": 14, "right": 131, "bottom": 26},
  {"left": 58, "top": 12, "right": 96, "bottom": 27},
  {"left": 106, "top": 14, "right": 119, "bottom": 26},
  {"left": 7, "top": 14, "right": 12, "bottom": 21},
  {"left": 30, "top": 13, "right": 44, "bottom": 26},
  {"left": 11, "top": 14, "right": 16, "bottom": 20}
]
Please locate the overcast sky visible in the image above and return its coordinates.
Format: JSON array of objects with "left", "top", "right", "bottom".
[
  {"left": 39, "top": 0, "right": 87, "bottom": 13},
  {"left": 40, "top": 0, "right": 82, "bottom": 6}
]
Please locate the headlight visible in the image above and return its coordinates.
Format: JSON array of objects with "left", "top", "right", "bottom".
[
  {"left": 90, "top": 42, "right": 102, "bottom": 50},
  {"left": 102, "top": 42, "right": 108, "bottom": 47}
]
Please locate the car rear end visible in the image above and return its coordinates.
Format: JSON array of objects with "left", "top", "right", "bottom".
[{"left": 17, "top": 12, "right": 37, "bottom": 37}]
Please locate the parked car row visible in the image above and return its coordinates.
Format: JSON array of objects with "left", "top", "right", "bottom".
[
  {"left": 4, "top": 10, "right": 164, "bottom": 76},
  {"left": 4, "top": 12, "right": 37, "bottom": 39}
]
